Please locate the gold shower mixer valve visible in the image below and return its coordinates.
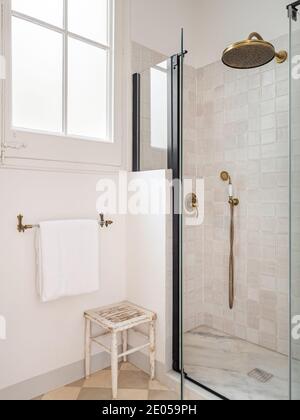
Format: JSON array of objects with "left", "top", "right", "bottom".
[{"left": 185, "top": 192, "right": 199, "bottom": 218}]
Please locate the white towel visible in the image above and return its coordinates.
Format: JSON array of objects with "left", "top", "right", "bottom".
[{"left": 36, "top": 220, "right": 99, "bottom": 302}]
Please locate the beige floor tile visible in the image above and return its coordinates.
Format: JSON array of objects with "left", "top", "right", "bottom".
[
  {"left": 66, "top": 378, "right": 85, "bottom": 387},
  {"left": 32, "top": 395, "right": 43, "bottom": 400},
  {"left": 117, "top": 389, "right": 149, "bottom": 400},
  {"left": 120, "top": 362, "right": 141, "bottom": 372},
  {"left": 118, "top": 370, "right": 150, "bottom": 390},
  {"left": 42, "top": 387, "right": 80, "bottom": 401},
  {"left": 149, "top": 379, "right": 169, "bottom": 391},
  {"left": 104, "top": 363, "right": 122, "bottom": 372},
  {"left": 148, "top": 390, "right": 179, "bottom": 401},
  {"left": 83, "top": 370, "right": 113, "bottom": 388},
  {"left": 78, "top": 388, "right": 112, "bottom": 401}
]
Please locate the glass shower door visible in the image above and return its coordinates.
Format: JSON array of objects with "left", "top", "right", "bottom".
[{"left": 289, "top": 2, "right": 300, "bottom": 401}]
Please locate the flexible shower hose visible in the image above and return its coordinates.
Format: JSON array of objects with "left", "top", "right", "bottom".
[{"left": 229, "top": 202, "right": 235, "bottom": 310}]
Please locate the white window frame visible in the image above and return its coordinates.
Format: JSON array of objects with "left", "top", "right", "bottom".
[{"left": 1, "top": 0, "right": 130, "bottom": 169}]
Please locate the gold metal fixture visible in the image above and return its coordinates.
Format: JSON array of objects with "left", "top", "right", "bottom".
[
  {"left": 222, "top": 32, "right": 288, "bottom": 69},
  {"left": 99, "top": 213, "right": 113, "bottom": 228},
  {"left": 17, "top": 214, "right": 113, "bottom": 233},
  {"left": 220, "top": 171, "right": 231, "bottom": 183},
  {"left": 220, "top": 172, "right": 239, "bottom": 310},
  {"left": 17, "top": 214, "right": 35, "bottom": 233},
  {"left": 229, "top": 203, "right": 235, "bottom": 311},
  {"left": 229, "top": 197, "right": 240, "bottom": 207},
  {"left": 185, "top": 193, "right": 199, "bottom": 218}
]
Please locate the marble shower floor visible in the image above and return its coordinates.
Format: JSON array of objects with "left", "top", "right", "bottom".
[{"left": 184, "top": 326, "right": 292, "bottom": 401}]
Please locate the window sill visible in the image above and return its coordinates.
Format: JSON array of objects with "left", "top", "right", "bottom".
[
  {"left": 4, "top": 126, "right": 123, "bottom": 170},
  {"left": 11, "top": 127, "right": 114, "bottom": 145},
  {"left": 0, "top": 155, "right": 123, "bottom": 175}
]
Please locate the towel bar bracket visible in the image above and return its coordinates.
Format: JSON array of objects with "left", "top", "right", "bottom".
[
  {"left": 99, "top": 213, "right": 113, "bottom": 228},
  {"left": 17, "top": 214, "right": 35, "bottom": 233}
]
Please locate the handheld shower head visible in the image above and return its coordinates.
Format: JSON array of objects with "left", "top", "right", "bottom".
[{"left": 220, "top": 171, "right": 231, "bottom": 183}]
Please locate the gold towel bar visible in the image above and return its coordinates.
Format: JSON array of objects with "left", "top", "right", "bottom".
[{"left": 17, "top": 214, "right": 113, "bottom": 233}]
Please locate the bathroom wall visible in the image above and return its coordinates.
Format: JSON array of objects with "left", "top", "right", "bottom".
[
  {"left": 126, "top": 170, "right": 173, "bottom": 372},
  {"left": 291, "top": 29, "right": 300, "bottom": 364},
  {"left": 182, "top": 64, "right": 205, "bottom": 332},
  {"left": 194, "top": 34, "right": 290, "bottom": 354},
  {"left": 0, "top": 169, "right": 127, "bottom": 391},
  {"left": 0, "top": 0, "right": 131, "bottom": 393}
]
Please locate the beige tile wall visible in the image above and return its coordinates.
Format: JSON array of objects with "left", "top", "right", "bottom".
[
  {"left": 183, "top": 64, "right": 204, "bottom": 332},
  {"left": 291, "top": 32, "right": 300, "bottom": 363},
  {"left": 194, "top": 34, "right": 290, "bottom": 354}
]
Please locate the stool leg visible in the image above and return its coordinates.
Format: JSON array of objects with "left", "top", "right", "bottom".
[
  {"left": 85, "top": 318, "right": 91, "bottom": 379},
  {"left": 111, "top": 332, "right": 118, "bottom": 399},
  {"left": 149, "top": 321, "right": 156, "bottom": 380},
  {"left": 122, "top": 330, "right": 128, "bottom": 363}
]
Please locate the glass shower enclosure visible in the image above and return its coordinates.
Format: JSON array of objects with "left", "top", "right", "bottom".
[
  {"left": 179, "top": 1, "right": 300, "bottom": 401},
  {"left": 131, "top": 1, "right": 300, "bottom": 400}
]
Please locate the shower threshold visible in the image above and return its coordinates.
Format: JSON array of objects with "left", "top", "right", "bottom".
[{"left": 184, "top": 326, "right": 295, "bottom": 400}]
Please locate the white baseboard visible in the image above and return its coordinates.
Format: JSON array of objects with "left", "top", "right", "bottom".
[{"left": 0, "top": 352, "right": 112, "bottom": 401}]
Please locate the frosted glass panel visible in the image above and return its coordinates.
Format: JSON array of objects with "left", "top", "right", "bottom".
[
  {"left": 12, "top": 18, "right": 63, "bottom": 133},
  {"left": 68, "top": 0, "right": 108, "bottom": 45},
  {"left": 68, "top": 38, "right": 107, "bottom": 140},
  {"left": 150, "top": 66, "right": 168, "bottom": 149},
  {"left": 12, "top": 0, "right": 63, "bottom": 27}
]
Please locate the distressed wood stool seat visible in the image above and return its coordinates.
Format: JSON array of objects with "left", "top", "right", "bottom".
[{"left": 84, "top": 301, "right": 157, "bottom": 399}]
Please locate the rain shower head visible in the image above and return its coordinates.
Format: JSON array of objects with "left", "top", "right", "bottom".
[{"left": 222, "top": 32, "right": 288, "bottom": 69}]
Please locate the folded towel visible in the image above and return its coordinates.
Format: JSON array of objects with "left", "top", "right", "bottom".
[{"left": 36, "top": 220, "right": 99, "bottom": 302}]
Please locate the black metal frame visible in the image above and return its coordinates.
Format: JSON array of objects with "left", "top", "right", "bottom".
[
  {"left": 132, "top": 73, "right": 141, "bottom": 172},
  {"left": 168, "top": 54, "right": 181, "bottom": 373},
  {"left": 287, "top": 0, "right": 300, "bottom": 8},
  {"left": 287, "top": 0, "right": 300, "bottom": 20}
]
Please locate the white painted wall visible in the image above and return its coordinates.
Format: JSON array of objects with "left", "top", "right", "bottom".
[
  {"left": 131, "top": 0, "right": 289, "bottom": 68},
  {"left": 0, "top": 169, "right": 127, "bottom": 390},
  {"left": 0, "top": 0, "right": 132, "bottom": 392},
  {"left": 126, "top": 170, "right": 172, "bottom": 369},
  {"left": 0, "top": 167, "right": 173, "bottom": 391},
  {"left": 131, "top": 0, "right": 198, "bottom": 66}
]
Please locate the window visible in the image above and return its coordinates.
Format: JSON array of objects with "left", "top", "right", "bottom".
[
  {"left": 10, "top": 0, "right": 114, "bottom": 142},
  {"left": 150, "top": 61, "right": 168, "bottom": 150}
]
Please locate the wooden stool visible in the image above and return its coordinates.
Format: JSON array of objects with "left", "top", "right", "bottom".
[{"left": 84, "top": 301, "right": 157, "bottom": 399}]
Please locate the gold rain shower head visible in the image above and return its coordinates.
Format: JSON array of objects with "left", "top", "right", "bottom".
[{"left": 222, "top": 32, "right": 288, "bottom": 69}]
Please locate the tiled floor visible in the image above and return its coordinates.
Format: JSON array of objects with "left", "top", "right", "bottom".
[
  {"left": 34, "top": 362, "right": 179, "bottom": 401},
  {"left": 184, "top": 325, "right": 292, "bottom": 400}
]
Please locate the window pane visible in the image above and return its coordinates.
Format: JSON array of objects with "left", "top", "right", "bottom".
[
  {"left": 68, "top": 0, "right": 108, "bottom": 45},
  {"left": 12, "top": 18, "right": 63, "bottom": 133},
  {"left": 68, "top": 38, "right": 107, "bottom": 140},
  {"left": 12, "top": 0, "right": 63, "bottom": 28},
  {"left": 150, "top": 64, "right": 168, "bottom": 149}
]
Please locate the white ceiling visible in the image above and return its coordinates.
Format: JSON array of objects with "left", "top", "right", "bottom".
[{"left": 131, "top": 0, "right": 290, "bottom": 68}]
